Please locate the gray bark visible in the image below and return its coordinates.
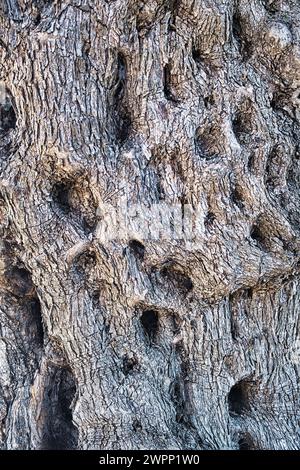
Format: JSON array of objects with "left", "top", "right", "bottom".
[{"left": 0, "top": 0, "right": 300, "bottom": 450}]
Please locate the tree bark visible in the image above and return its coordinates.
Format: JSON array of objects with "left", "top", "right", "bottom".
[{"left": 0, "top": 0, "right": 300, "bottom": 450}]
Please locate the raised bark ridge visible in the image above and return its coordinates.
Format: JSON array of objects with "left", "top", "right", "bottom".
[{"left": 0, "top": 0, "right": 300, "bottom": 450}]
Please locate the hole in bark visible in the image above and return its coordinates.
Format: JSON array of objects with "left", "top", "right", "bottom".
[
  {"left": 171, "top": 377, "right": 185, "bottom": 423},
  {"left": 167, "top": 0, "right": 180, "bottom": 32},
  {"left": 52, "top": 182, "right": 71, "bottom": 214},
  {"left": 228, "top": 292, "right": 239, "bottom": 340},
  {"left": 122, "top": 355, "right": 138, "bottom": 375},
  {"left": 230, "top": 316, "right": 238, "bottom": 341},
  {"left": 28, "top": 297, "right": 44, "bottom": 347},
  {"left": 231, "top": 184, "right": 245, "bottom": 209},
  {"left": 192, "top": 47, "right": 207, "bottom": 68},
  {"left": 115, "top": 52, "right": 126, "bottom": 101},
  {"left": 42, "top": 366, "right": 78, "bottom": 449},
  {"left": 4, "top": 263, "right": 44, "bottom": 345},
  {"left": 129, "top": 239, "right": 145, "bottom": 260},
  {"left": 191, "top": 45, "right": 214, "bottom": 70},
  {"left": 204, "top": 212, "right": 216, "bottom": 229},
  {"left": 163, "top": 64, "right": 176, "bottom": 102},
  {"left": 233, "top": 99, "right": 255, "bottom": 145},
  {"left": 250, "top": 222, "right": 268, "bottom": 250},
  {"left": 195, "top": 126, "right": 220, "bottom": 160},
  {"left": 160, "top": 263, "right": 193, "bottom": 294},
  {"left": 114, "top": 53, "right": 132, "bottom": 143},
  {"left": 238, "top": 432, "right": 256, "bottom": 450},
  {"left": 232, "top": 12, "right": 242, "bottom": 43},
  {"left": 5, "top": 266, "right": 35, "bottom": 297},
  {"left": 91, "top": 289, "right": 100, "bottom": 303},
  {"left": 203, "top": 94, "right": 215, "bottom": 108},
  {"left": 117, "top": 109, "right": 132, "bottom": 143},
  {"left": 132, "top": 418, "right": 142, "bottom": 432},
  {"left": 33, "top": 0, "right": 53, "bottom": 25},
  {"left": 245, "top": 287, "right": 253, "bottom": 299},
  {"left": 192, "top": 48, "right": 201, "bottom": 64},
  {"left": 0, "top": 89, "right": 16, "bottom": 134},
  {"left": 228, "top": 380, "right": 251, "bottom": 416},
  {"left": 156, "top": 178, "right": 165, "bottom": 200},
  {"left": 248, "top": 152, "right": 256, "bottom": 172},
  {"left": 141, "top": 310, "right": 159, "bottom": 341},
  {"left": 51, "top": 178, "right": 97, "bottom": 233},
  {"left": 232, "top": 12, "right": 252, "bottom": 59},
  {"left": 34, "top": 12, "right": 41, "bottom": 24},
  {"left": 265, "top": 145, "right": 284, "bottom": 190},
  {"left": 170, "top": 358, "right": 194, "bottom": 429}
]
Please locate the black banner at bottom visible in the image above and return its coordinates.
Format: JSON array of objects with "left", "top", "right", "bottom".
[{"left": 0, "top": 450, "right": 299, "bottom": 466}]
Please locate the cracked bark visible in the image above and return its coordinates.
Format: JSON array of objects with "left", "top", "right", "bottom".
[{"left": 0, "top": 0, "right": 300, "bottom": 450}]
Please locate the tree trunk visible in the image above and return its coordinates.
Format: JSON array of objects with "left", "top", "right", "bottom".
[{"left": 0, "top": 0, "right": 300, "bottom": 450}]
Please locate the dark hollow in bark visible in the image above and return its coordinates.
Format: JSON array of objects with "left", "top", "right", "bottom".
[
  {"left": 160, "top": 265, "right": 193, "bottom": 293},
  {"left": 41, "top": 367, "right": 78, "bottom": 450},
  {"left": 128, "top": 239, "right": 145, "bottom": 260},
  {"left": 114, "top": 52, "right": 132, "bottom": 143},
  {"left": 238, "top": 432, "right": 256, "bottom": 450},
  {"left": 0, "top": 90, "right": 16, "bottom": 133},
  {"left": 228, "top": 380, "right": 252, "bottom": 417},
  {"left": 52, "top": 181, "right": 71, "bottom": 214},
  {"left": 163, "top": 63, "right": 177, "bottom": 102},
  {"left": 140, "top": 310, "right": 159, "bottom": 342}
]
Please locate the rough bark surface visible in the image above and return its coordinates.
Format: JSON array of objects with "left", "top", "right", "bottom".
[{"left": 0, "top": 0, "right": 300, "bottom": 450}]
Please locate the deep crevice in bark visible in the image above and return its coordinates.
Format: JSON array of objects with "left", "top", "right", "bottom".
[
  {"left": 204, "top": 211, "right": 216, "bottom": 230},
  {"left": 140, "top": 309, "right": 159, "bottom": 342},
  {"left": 160, "top": 264, "right": 193, "bottom": 294},
  {"left": 128, "top": 239, "right": 145, "bottom": 261},
  {"left": 41, "top": 366, "right": 78, "bottom": 450},
  {"left": 114, "top": 52, "right": 132, "bottom": 143},
  {"left": 231, "top": 10, "right": 253, "bottom": 60},
  {"left": 238, "top": 432, "right": 256, "bottom": 450},
  {"left": 32, "top": 0, "right": 53, "bottom": 26},
  {"left": 122, "top": 354, "right": 138, "bottom": 376},
  {"left": 167, "top": 0, "right": 180, "bottom": 33},
  {"left": 228, "top": 379, "right": 252, "bottom": 417},
  {"left": 250, "top": 220, "right": 269, "bottom": 251},
  {"left": 3, "top": 263, "right": 44, "bottom": 347},
  {"left": 52, "top": 181, "right": 71, "bottom": 215},
  {"left": 170, "top": 342, "right": 201, "bottom": 445},
  {"left": 195, "top": 125, "right": 221, "bottom": 160},
  {"left": 51, "top": 178, "right": 97, "bottom": 233},
  {"left": 163, "top": 63, "right": 177, "bottom": 102},
  {"left": 232, "top": 101, "right": 254, "bottom": 145},
  {"left": 230, "top": 183, "right": 245, "bottom": 210},
  {"left": 0, "top": 89, "right": 16, "bottom": 134}
]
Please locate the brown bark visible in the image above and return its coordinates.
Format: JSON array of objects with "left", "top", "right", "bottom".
[{"left": 0, "top": 0, "right": 300, "bottom": 450}]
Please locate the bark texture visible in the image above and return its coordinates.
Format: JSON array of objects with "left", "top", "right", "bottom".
[{"left": 0, "top": 0, "right": 300, "bottom": 450}]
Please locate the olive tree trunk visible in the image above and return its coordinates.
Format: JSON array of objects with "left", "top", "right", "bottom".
[{"left": 0, "top": 0, "right": 300, "bottom": 450}]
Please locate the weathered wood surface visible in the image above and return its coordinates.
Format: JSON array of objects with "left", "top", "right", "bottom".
[{"left": 0, "top": 0, "right": 300, "bottom": 449}]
